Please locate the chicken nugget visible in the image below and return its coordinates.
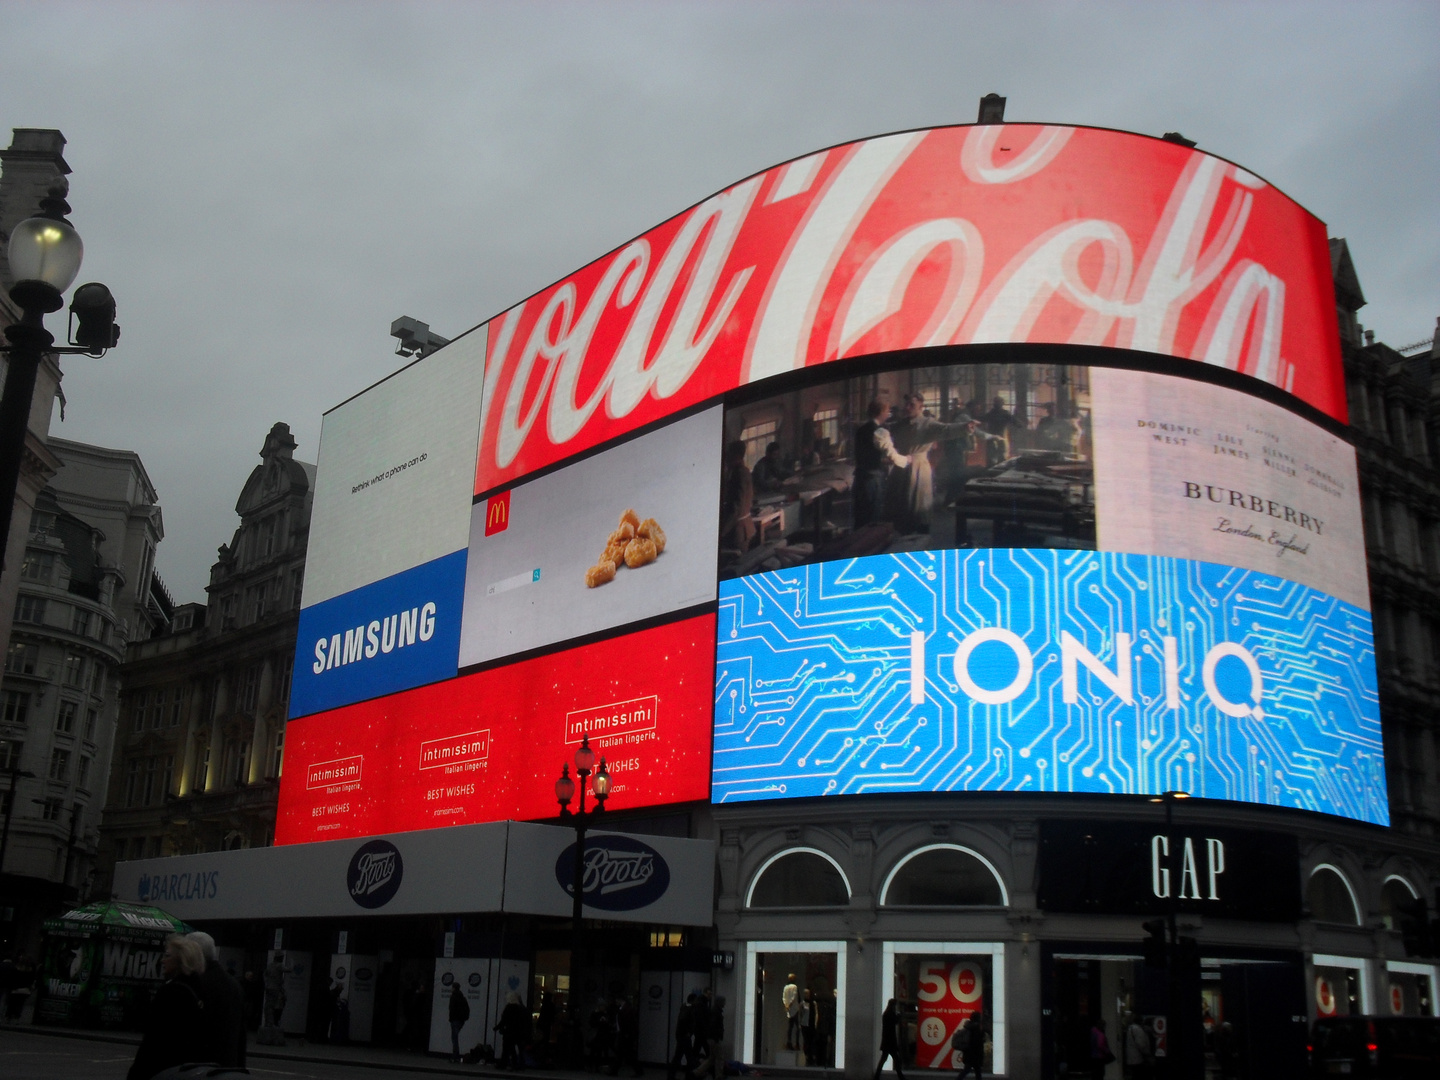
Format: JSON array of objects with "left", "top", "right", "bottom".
[
  {"left": 584, "top": 560, "right": 617, "bottom": 588},
  {"left": 601, "top": 541, "right": 629, "bottom": 568},
  {"left": 619, "top": 508, "right": 641, "bottom": 530},
  {"left": 624, "top": 536, "right": 658, "bottom": 569},
  {"left": 608, "top": 522, "right": 636, "bottom": 545},
  {"left": 637, "top": 518, "right": 666, "bottom": 554}
]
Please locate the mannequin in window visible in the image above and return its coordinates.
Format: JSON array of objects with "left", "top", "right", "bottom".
[{"left": 782, "top": 974, "right": 799, "bottom": 1050}]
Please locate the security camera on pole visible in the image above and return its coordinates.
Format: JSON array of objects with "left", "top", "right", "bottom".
[{"left": 0, "top": 183, "right": 119, "bottom": 573}]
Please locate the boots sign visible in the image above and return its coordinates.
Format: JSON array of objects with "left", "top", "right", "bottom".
[{"left": 1037, "top": 820, "right": 1300, "bottom": 921}]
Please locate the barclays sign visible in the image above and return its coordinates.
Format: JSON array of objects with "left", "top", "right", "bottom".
[{"left": 555, "top": 835, "right": 671, "bottom": 911}]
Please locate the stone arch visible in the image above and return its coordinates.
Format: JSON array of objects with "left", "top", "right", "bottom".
[
  {"left": 879, "top": 843, "right": 1008, "bottom": 906},
  {"left": 1307, "top": 863, "right": 1361, "bottom": 925},
  {"left": 746, "top": 846, "right": 852, "bottom": 908}
]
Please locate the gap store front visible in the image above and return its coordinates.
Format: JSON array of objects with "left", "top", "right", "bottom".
[{"left": 115, "top": 121, "right": 1438, "bottom": 1075}]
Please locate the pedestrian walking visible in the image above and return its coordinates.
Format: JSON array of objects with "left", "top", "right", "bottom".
[
  {"left": 1089, "top": 1018, "right": 1114, "bottom": 1080},
  {"left": 187, "top": 932, "right": 247, "bottom": 1067},
  {"left": 1123, "top": 1014, "right": 1153, "bottom": 1080},
  {"left": 496, "top": 989, "right": 530, "bottom": 1069},
  {"left": 668, "top": 992, "right": 696, "bottom": 1080},
  {"left": 689, "top": 994, "right": 725, "bottom": 1080},
  {"left": 448, "top": 982, "right": 470, "bottom": 1062},
  {"left": 955, "top": 1013, "right": 985, "bottom": 1080},
  {"left": 127, "top": 935, "right": 209, "bottom": 1080},
  {"left": 873, "top": 998, "right": 906, "bottom": 1080}
]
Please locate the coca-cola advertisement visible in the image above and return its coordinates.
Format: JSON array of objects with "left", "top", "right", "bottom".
[{"left": 474, "top": 124, "right": 1343, "bottom": 495}]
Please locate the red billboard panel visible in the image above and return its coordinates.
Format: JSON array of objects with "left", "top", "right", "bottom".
[
  {"left": 475, "top": 124, "right": 1343, "bottom": 494},
  {"left": 276, "top": 615, "right": 716, "bottom": 844}
]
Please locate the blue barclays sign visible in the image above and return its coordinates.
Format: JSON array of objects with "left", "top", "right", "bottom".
[
  {"left": 138, "top": 869, "right": 220, "bottom": 905},
  {"left": 290, "top": 549, "right": 467, "bottom": 719},
  {"left": 555, "top": 835, "right": 671, "bottom": 911}
]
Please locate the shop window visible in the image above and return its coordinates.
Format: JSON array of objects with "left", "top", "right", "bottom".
[
  {"left": 745, "top": 943, "right": 845, "bottom": 1068},
  {"left": 1383, "top": 961, "right": 1437, "bottom": 1017},
  {"left": 1307, "top": 865, "right": 1361, "bottom": 925},
  {"left": 747, "top": 849, "right": 851, "bottom": 907},
  {"left": 1312, "top": 956, "right": 1368, "bottom": 1018},
  {"left": 888, "top": 946, "right": 1000, "bottom": 1074},
  {"left": 881, "top": 845, "right": 1006, "bottom": 906}
]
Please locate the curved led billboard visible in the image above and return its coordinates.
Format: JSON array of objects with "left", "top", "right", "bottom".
[{"left": 279, "top": 123, "right": 1381, "bottom": 844}]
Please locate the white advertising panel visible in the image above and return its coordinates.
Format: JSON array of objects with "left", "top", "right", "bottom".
[
  {"left": 1090, "top": 368, "right": 1369, "bottom": 609},
  {"left": 303, "top": 326, "right": 487, "bottom": 608},
  {"left": 459, "top": 406, "right": 722, "bottom": 668}
]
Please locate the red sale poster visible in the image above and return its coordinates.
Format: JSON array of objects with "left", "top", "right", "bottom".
[{"left": 914, "top": 958, "right": 987, "bottom": 1069}]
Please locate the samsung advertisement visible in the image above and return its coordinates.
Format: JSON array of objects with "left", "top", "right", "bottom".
[{"left": 281, "top": 123, "right": 1383, "bottom": 843}]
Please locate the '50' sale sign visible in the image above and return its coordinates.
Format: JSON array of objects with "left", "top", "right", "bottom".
[{"left": 915, "top": 960, "right": 985, "bottom": 1068}]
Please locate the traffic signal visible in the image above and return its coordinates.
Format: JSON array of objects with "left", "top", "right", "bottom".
[
  {"left": 1142, "top": 918, "right": 1167, "bottom": 968},
  {"left": 68, "top": 282, "right": 119, "bottom": 354}
]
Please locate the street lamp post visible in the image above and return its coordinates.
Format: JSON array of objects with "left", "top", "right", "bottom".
[
  {"left": 1148, "top": 789, "right": 1196, "bottom": 1080},
  {"left": 555, "top": 734, "right": 611, "bottom": 1063},
  {"left": 0, "top": 186, "right": 119, "bottom": 572}
]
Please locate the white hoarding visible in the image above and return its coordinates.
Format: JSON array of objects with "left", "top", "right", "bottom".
[{"left": 302, "top": 326, "right": 487, "bottom": 608}]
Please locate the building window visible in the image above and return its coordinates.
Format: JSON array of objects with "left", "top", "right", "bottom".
[
  {"left": 20, "top": 551, "right": 55, "bottom": 582},
  {"left": 41, "top": 797, "right": 63, "bottom": 821},
  {"left": 812, "top": 406, "right": 840, "bottom": 448},
  {"left": 143, "top": 757, "right": 158, "bottom": 805},
  {"left": 148, "top": 836, "right": 163, "bottom": 858},
  {"left": 4, "top": 640, "right": 38, "bottom": 675},
  {"left": 239, "top": 666, "right": 260, "bottom": 712},
  {"left": 272, "top": 728, "right": 284, "bottom": 778},
  {"left": 125, "top": 759, "right": 142, "bottom": 807},
  {"left": 84, "top": 709, "right": 98, "bottom": 741},
  {"left": 63, "top": 653, "right": 85, "bottom": 686},
  {"left": 151, "top": 687, "right": 167, "bottom": 730},
  {"left": 113, "top": 838, "right": 126, "bottom": 862},
  {"left": 71, "top": 608, "right": 93, "bottom": 638},
  {"left": 1, "top": 691, "right": 30, "bottom": 726},
  {"left": 56, "top": 701, "right": 78, "bottom": 734},
  {"left": 161, "top": 755, "right": 174, "bottom": 798},
  {"left": 290, "top": 568, "right": 304, "bottom": 608},
  {"left": 233, "top": 741, "right": 250, "bottom": 786},
  {"left": 252, "top": 585, "right": 268, "bottom": 622},
  {"left": 168, "top": 688, "right": 183, "bottom": 727},
  {"left": 196, "top": 745, "right": 210, "bottom": 791},
  {"left": 880, "top": 845, "right": 1007, "bottom": 906},
  {"left": 77, "top": 755, "right": 92, "bottom": 789},
  {"left": 132, "top": 691, "right": 148, "bottom": 732},
  {"left": 278, "top": 654, "right": 294, "bottom": 710},
  {"left": 0, "top": 739, "right": 22, "bottom": 771},
  {"left": 15, "top": 596, "right": 46, "bottom": 624},
  {"left": 49, "top": 748, "right": 71, "bottom": 781},
  {"left": 747, "top": 848, "right": 852, "bottom": 907},
  {"left": 88, "top": 663, "right": 105, "bottom": 695},
  {"left": 1308, "top": 865, "right": 1362, "bottom": 925}
]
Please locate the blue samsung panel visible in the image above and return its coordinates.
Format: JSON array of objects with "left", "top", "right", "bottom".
[
  {"left": 289, "top": 549, "right": 468, "bottom": 719},
  {"left": 713, "top": 549, "right": 1386, "bottom": 824}
]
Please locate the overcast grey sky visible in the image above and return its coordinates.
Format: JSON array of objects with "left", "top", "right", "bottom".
[{"left": 2, "top": 1, "right": 1436, "bottom": 603}]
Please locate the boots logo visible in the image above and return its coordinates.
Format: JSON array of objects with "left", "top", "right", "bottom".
[
  {"left": 555, "top": 835, "right": 671, "bottom": 911},
  {"left": 347, "top": 840, "right": 404, "bottom": 909}
]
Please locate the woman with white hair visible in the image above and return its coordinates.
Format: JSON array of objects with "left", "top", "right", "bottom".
[
  {"left": 495, "top": 989, "right": 531, "bottom": 1070},
  {"left": 127, "top": 934, "right": 210, "bottom": 1080}
]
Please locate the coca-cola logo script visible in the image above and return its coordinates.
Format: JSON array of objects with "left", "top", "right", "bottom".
[{"left": 475, "top": 124, "right": 1343, "bottom": 494}]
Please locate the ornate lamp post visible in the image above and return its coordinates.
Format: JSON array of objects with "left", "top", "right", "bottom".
[
  {"left": 555, "top": 734, "right": 611, "bottom": 1061},
  {"left": 0, "top": 186, "right": 119, "bottom": 571}
]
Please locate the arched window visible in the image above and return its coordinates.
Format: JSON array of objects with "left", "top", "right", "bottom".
[
  {"left": 746, "top": 848, "right": 850, "bottom": 908},
  {"left": 1307, "top": 864, "right": 1361, "bottom": 925},
  {"left": 880, "top": 844, "right": 1007, "bottom": 906},
  {"left": 1380, "top": 875, "right": 1424, "bottom": 938}
]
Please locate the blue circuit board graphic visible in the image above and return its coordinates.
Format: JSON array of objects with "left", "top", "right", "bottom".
[{"left": 713, "top": 549, "right": 1387, "bottom": 824}]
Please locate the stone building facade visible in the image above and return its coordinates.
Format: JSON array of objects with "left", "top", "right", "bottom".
[
  {"left": 0, "top": 440, "right": 166, "bottom": 955},
  {"left": 96, "top": 422, "right": 313, "bottom": 879}
]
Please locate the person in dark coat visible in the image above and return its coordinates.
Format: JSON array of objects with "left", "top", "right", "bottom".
[
  {"left": 957, "top": 1013, "right": 985, "bottom": 1079},
  {"left": 668, "top": 992, "right": 696, "bottom": 1080},
  {"left": 496, "top": 990, "right": 530, "bottom": 1069},
  {"left": 127, "top": 935, "right": 209, "bottom": 1080},
  {"left": 187, "top": 932, "right": 247, "bottom": 1067},
  {"left": 801, "top": 989, "right": 819, "bottom": 1065},
  {"left": 614, "top": 995, "right": 642, "bottom": 1076},
  {"left": 873, "top": 998, "right": 906, "bottom": 1080},
  {"left": 448, "top": 983, "right": 470, "bottom": 1062},
  {"left": 689, "top": 993, "right": 724, "bottom": 1080}
]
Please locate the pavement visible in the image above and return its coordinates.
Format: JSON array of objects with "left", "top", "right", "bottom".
[{"left": 0, "top": 1022, "right": 627, "bottom": 1079}]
